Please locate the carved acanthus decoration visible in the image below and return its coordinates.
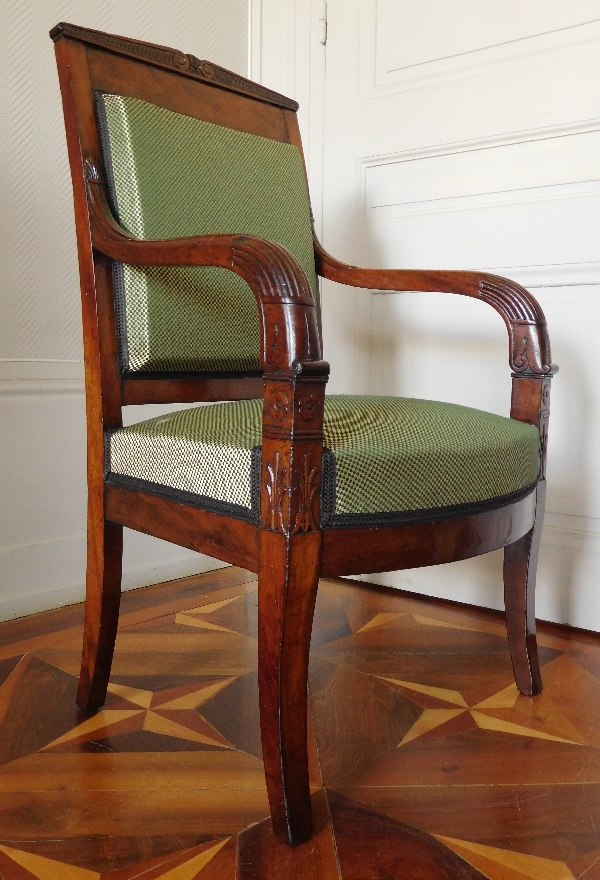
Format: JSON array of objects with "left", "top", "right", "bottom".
[
  {"left": 267, "top": 323, "right": 280, "bottom": 365},
  {"left": 538, "top": 413, "right": 549, "bottom": 480},
  {"left": 538, "top": 378, "right": 551, "bottom": 479},
  {"left": 542, "top": 382, "right": 550, "bottom": 408},
  {"left": 264, "top": 452, "right": 320, "bottom": 536},
  {"left": 514, "top": 336, "right": 529, "bottom": 372},
  {"left": 51, "top": 23, "right": 298, "bottom": 110},
  {"left": 292, "top": 455, "right": 319, "bottom": 535},
  {"left": 304, "top": 311, "right": 312, "bottom": 358},
  {"left": 266, "top": 452, "right": 289, "bottom": 534}
]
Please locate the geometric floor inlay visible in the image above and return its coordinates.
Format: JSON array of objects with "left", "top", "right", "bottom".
[{"left": 1, "top": 565, "right": 600, "bottom": 877}]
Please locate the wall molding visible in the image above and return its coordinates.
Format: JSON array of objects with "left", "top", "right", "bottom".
[
  {"left": 0, "top": 380, "right": 84, "bottom": 396},
  {"left": 0, "top": 359, "right": 85, "bottom": 395},
  {"left": 360, "top": 115, "right": 600, "bottom": 169},
  {"left": 360, "top": 2, "right": 600, "bottom": 98},
  {"left": 251, "top": 0, "right": 326, "bottom": 237},
  {"left": 483, "top": 262, "right": 600, "bottom": 290},
  {"left": 248, "top": 0, "right": 263, "bottom": 81},
  {"left": 0, "top": 532, "right": 227, "bottom": 623},
  {"left": 359, "top": 116, "right": 600, "bottom": 222}
]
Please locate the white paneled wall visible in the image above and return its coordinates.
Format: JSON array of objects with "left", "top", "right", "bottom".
[
  {"left": 255, "top": 1, "right": 600, "bottom": 631},
  {"left": 326, "top": 0, "right": 600, "bottom": 631},
  {"left": 250, "top": 0, "right": 327, "bottom": 236},
  {"left": 0, "top": 1, "right": 248, "bottom": 621}
]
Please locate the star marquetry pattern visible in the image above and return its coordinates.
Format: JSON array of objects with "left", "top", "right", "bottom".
[
  {"left": 1, "top": 568, "right": 600, "bottom": 878},
  {"left": 42, "top": 677, "right": 238, "bottom": 751}
]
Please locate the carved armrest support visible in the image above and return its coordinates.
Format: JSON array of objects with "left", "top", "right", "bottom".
[
  {"left": 314, "top": 240, "right": 557, "bottom": 379},
  {"left": 84, "top": 158, "right": 327, "bottom": 379}
]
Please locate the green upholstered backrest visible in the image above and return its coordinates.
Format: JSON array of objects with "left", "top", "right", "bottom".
[{"left": 96, "top": 93, "right": 317, "bottom": 374}]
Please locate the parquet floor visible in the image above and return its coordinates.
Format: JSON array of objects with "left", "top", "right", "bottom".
[{"left": 1, "top": 568, "right": 600, "bottom": 879}]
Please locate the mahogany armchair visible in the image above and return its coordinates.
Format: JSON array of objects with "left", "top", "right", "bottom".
[{"left": 52, "top": 23, "right": 556, "bottom": 847}]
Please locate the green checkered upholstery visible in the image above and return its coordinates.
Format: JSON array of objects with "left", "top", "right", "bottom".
[
  {"left": 321, "top": 395, "right": 539, "bottom": 518},
  {"left": 96, "top": 93, "right": 317, "bottom": 374},
  {"left": 107, "top": 396, "right": 540, "bottom": 522}
]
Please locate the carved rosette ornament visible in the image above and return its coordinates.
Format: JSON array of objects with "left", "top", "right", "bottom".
[
  {"left": 297, "top": 392, "right": 320, "bottom": 422},
  {"left": 268, "top": 391, "right": 290, "bottom": 422}
]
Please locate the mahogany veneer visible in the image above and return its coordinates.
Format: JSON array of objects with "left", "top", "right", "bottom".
[{"left": 50, "top": 22, "right": 557, "bottom": 845}]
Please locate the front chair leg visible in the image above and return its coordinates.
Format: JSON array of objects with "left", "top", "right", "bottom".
[
  {"left": 258, "top": 529, "right": 321, "bottom": 846},
  {"left": 503, "top": 483, "right": 546, "bottom": 696},
  {"left": 77, "top": 516, "right": 123, "bottom": 710}
]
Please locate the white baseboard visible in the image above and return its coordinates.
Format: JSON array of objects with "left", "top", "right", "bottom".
[
  {"left": 2, "top": 518, "right": 600, "bottom": 630},
  {"left": 352, "top": 515, "right": 600, "bottom": 633},
  {"left": 0, "top": 532, "right": 228, "bottom": 623}
]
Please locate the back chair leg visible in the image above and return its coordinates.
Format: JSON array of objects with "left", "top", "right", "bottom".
[
  {"left": 77, "top": 516, "right": 123, "bottom": 710},
  {"left": 257, "top": 529, "right": 321, "bottom": 846},
  {"left": 503, "top": 483, "right": 545, "bottom": 696}
]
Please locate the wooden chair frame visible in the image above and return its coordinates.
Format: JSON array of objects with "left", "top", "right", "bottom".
[{"left": 52, "top": 23, "right": 557, "bottom": 846}]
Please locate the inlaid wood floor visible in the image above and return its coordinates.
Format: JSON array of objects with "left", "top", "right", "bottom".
[{"left": 1, "top": 567, "right": 600, "bottom": 878}]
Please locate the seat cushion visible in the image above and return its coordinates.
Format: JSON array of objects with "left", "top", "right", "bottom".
[{"left": 106, "top": 395, "right": 540, "bottom": 526}]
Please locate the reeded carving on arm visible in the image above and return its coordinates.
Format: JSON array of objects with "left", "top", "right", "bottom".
[
  {"left": 478, "top": 276, "right": 553, "bottom": 376},
  {"left": 314, "top": 238, "right": 557, "bottom": 378},
  {"left": 84, "top": 158, "right": 324, "bottom": 376},
  {"left": 231, "top": 237, "right": 314, "bottom": 304}
]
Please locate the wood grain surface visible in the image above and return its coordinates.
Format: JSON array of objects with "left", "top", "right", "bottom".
[{"left": 0, "top": 566, "right": 599, "bottom": 877}]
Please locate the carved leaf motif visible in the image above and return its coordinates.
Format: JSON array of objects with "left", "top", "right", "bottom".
[
  {"left": 266, "top": 452, "right": 288, "bottom": 534},
  {"left": 538, "top": 412, "right": 550, "bottom": 479},
  {"left": 542, "top": 381, "right": 551, "bottom": 409},
  {"left": 292, "top": 454, "right": 319, "bottom": 535}
]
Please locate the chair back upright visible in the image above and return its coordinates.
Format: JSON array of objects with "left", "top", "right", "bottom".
[{"left": 52, "top": 24, "right": 318, "bottom": 406}]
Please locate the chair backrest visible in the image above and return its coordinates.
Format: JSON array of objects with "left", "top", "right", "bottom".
[{"left": 52, "top": 24, "right": 318, "bottom": 403}]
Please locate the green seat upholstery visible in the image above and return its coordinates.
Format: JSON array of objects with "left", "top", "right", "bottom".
[
  {"left": 96, "top": 93, "right": 317, "bottom": 374},
  {"left": 107, "top": 396, "right": 540, "bottom": 526}
]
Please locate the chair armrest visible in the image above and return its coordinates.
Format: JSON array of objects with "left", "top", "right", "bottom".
[
  {"left": 84, "top": 157, "right": 327, "bottom": 379},
  {"left": 314, "top": 239, "right": 557, "bottom": 379}
]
